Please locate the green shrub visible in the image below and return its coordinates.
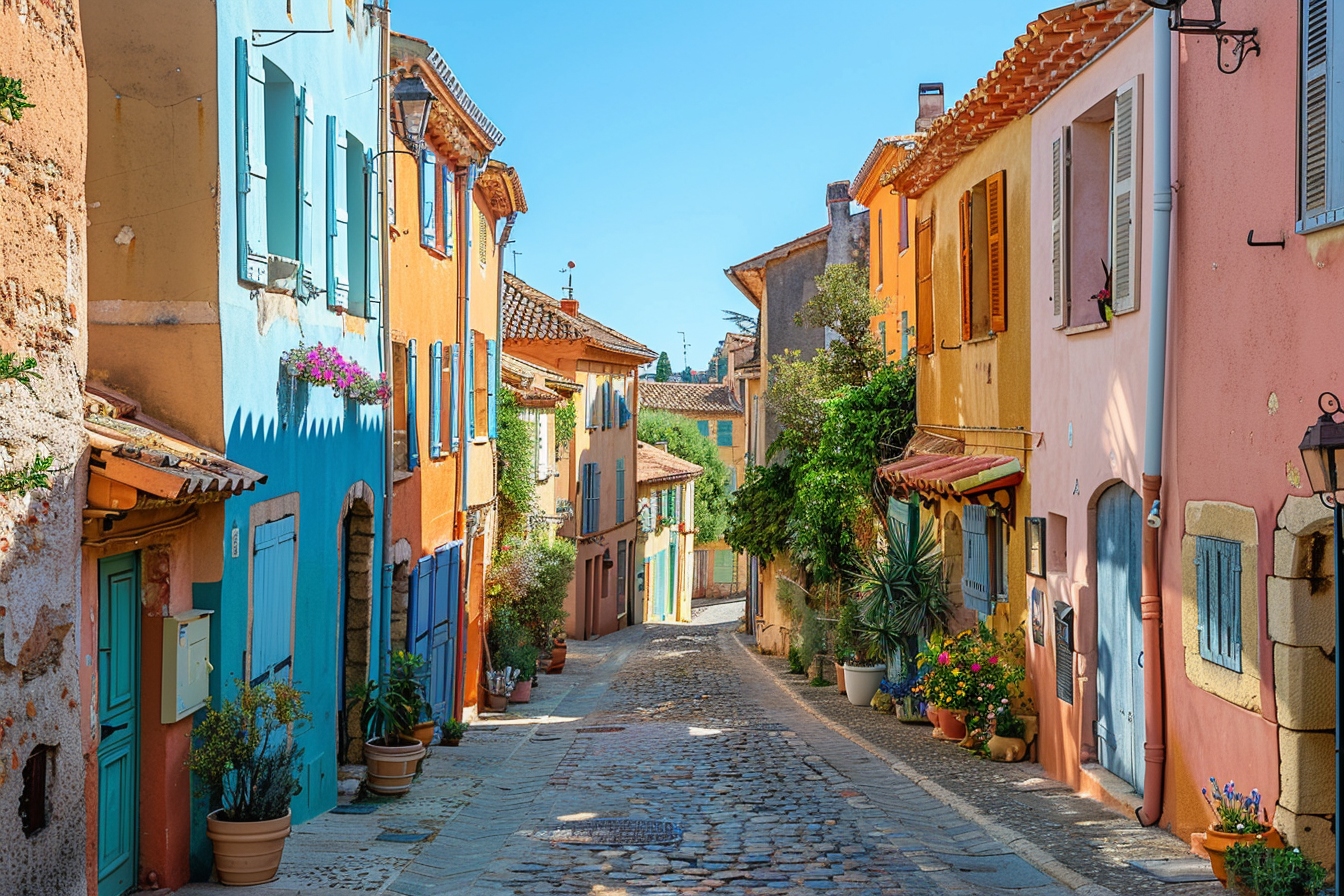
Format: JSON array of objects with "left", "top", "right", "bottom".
[
  {"left": 1224, "top": 842, "right": 1326, "bottom": 896},
  {"left": 786, "top": 646, "right": 806, "bottom": 674}
]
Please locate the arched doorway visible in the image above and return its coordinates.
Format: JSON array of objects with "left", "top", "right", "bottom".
[
  {"left": 339, "top": 487, "right": 376, "bottom": 764},
  {"left": 1095, "top": 481, "right": 1144, "bottom": 792}
]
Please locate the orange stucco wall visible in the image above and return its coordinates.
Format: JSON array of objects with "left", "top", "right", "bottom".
[{"left": 855, "top": 145, "right": 919, "bottom": 366}]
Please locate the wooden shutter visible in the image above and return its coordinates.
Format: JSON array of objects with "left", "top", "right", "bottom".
[
  {"left": 986, "top": 170, "right": 1007, "bottom": 332},
  {"left": 326, "top": 117, "right": 349, "bottom": 310},
  {"left": 365, "top": 148, "right": 381, "bottom": 320},
  {"left": 420, "top": 151, "right": 437, "bottom": 249},
  {"left": 1195, "top": 536, "right": 1242, "bottom": 672},
  {"left": 251, "top": 515, "right": 295, "bottom": 683},
  {"left": 915, "top": 215, "right": 934, "bottom": 355},
  {"left": 615, "top": 458, "right": 626, "bottom": 523},
  {"left": 697, "top": 420, "right": 709, "bottom": 437},
  {"left": 585, "top": 374, "right": 597, "bottom": 428},
  {"left": 448, "top": 343, "right": 460, "bottom": 452},
  {"left": 465, "top": 334, "right": 476, "bottom": 440},
  {"left": 442, "top": 166, "right": 455, "bottom": 255},
  {"left": 406, "top": 339, "right": 420, "bottom": 470},
  {"left": 960, "top": 505, "right": 993, "bottom": 616},
  {"left": 1111, "top": 82, "right": 1141, "bottom": 315},
  {"left": 958, "top": 190, "right": 972, "bottom": 342},
  {"left": 474, "top": 330, "right": 489, "bottom": 436},
  {"left": 297, "top": 86, "right": 315, "bottom": 283},
  {"left": 1300, "top": 0, "right": 1335, "bottom": 228},
  {"left": 429, "top": 340, "right": 443, "bottom": 458},
  {"left": 1051, "top": 134, "right": 1066, "bottom": 328},
  {"left": 235, "top": 38, "right": 268, "bottom": 285},
  {"left": 899, "top": 195, "right": 910, "bottom": 252},
  {"left": 486, "top": 338, "right": 499, "bottom": 439},
  {"left": 876, "top": 210, "right": 884, "bottom": 285},
  {"left": 717, "top": 419, "right": 733, "bottom": 447}
]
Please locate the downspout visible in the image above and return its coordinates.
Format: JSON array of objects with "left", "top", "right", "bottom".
[
  {"left": 459, "top": 165, "right": 473, "bottom": 515},
  {"left": 377, "top": 5, "right": 395, "bottom": 678},
  {"left": 1138, "top": 10, "right": 1173, "bottom": 828}
]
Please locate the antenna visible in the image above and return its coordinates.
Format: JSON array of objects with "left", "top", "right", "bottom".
[
  {"left": 678, "top": 331, "right": 689, "bottom": 374},
  {"left": 559, "top": 260, "right": 575, "bottom": 300},
  {"left": 511, "top": 249, "right": 522, "bottom": 275}
]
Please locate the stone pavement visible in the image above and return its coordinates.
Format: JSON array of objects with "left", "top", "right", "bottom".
[{"left": 179, "top": 618, "right": 1215, "bottom": 895}]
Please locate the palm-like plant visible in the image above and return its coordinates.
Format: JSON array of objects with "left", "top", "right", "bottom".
[{"left": 853, "top": 514, "right": 952, "bottom": 673}]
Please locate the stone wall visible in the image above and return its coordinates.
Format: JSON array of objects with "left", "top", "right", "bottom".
[{"left": 0, "top": 2, "right": 89, "bottom": 894}]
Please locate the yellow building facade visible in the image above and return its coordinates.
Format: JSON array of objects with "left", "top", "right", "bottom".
[{"left": 635, "top": 441, "right": 701, "bottom": 624}]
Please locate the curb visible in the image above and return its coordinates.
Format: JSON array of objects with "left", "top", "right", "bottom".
[{"left": 732, "top": 632, "right": 1121, "bottom": 896}]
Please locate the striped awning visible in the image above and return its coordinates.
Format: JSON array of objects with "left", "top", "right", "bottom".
[{"left": 877, "top": 452, "right": 1021, "bottom": 523}]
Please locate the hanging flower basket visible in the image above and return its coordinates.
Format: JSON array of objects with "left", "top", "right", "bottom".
[{"left": 282, "top": 343, "right": 389, "bottom": 406}]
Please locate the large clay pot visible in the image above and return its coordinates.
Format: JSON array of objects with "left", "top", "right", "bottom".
[
  {"left": 936, "top": 708, "right": 967, "bottom": 741},
  {"left": 411, "top": 721, "right": 436, "bottom": 748},
  {"left": 842, "top": 664, "right": 886, "bottom": 707},
  {"left": 509, "top": 680, "right": 532, "bottom": 703},
  {"left": 834, "top": 662, "right": 847, "bottom": 695},
  {"left": 206, "top": 809, "right": 291, "bottom": 886},
  {"left": 1205, "top": 826, "right": 1285, "bottom": 884},
  {"left": 364, "top": 737, "right": 426, "bottom": 795},
  {"left": 546, "top": 640, "right": 567, "bottom": 674}
]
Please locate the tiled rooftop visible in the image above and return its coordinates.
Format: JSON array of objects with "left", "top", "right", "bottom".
[
  {"left": 639, "top": 382, "right": 742, "bottom": 415},
  {"left": 636, "top": 440, "right": 703, "bottom": 485},
  {"left": 502, "top": 273, "right": 655, "bottom": 362}
]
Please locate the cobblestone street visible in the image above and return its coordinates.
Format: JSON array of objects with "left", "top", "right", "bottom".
[{"left": 180, "top": 612, "right": 1220, "bottom": 896}]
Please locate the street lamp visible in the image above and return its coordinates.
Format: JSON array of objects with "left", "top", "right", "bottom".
[
  {"left": 390, "top": 76, "right": 434, "bottom": 153},
  {"left": 1297, "top": 391, "right": 1344, "bottom": 888}
]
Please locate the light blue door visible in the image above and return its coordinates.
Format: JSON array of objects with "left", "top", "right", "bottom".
[
  {"left": 98, "top": 553, "right": 140, "bottom": 896},
  {"left": 1095, "top": 483, "right": 1145, "bottom": 793},
  {"left": 430, "top": 542, "right": 461, "bottom": 719}
]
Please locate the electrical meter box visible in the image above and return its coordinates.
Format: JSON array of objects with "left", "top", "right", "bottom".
[{"left": 161, "top": 609, "right": 214, "bottom": 723}]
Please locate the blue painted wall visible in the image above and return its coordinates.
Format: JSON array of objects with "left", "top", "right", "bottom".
[{"left": 213, "top": 0, "right": 386, "bottom": 830}]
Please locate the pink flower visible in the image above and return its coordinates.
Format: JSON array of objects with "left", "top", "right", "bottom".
[
  {"left": 970, "top": 663, "right": 981, "bottom": 672},
  {"left": 937, "top": 652, "right": 950, "bottom": 665},
  {"left": 988, "top": 656, "right": 999, "bottom": 665}
]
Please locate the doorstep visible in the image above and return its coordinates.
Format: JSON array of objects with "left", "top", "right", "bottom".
[{"left": 1079, "top": 762, "right": 1144, "bottom": 818}]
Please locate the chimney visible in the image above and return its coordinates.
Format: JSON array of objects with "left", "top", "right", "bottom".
[
  {"left": 826, "top": 180, "right": 851, "bottom": 230},
  {"left": 560, "top": 298, "right": 579, "bottom": 317},
  {"left": 916, "top": 82, "right": 944, "bottom": 131},
  {"left": 825, "top": 181, "right": 856, "bottom": 267}
]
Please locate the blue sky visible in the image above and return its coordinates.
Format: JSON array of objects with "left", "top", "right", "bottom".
[{"left": 394, "top": 1, "right": 1050, "bottom": 372}]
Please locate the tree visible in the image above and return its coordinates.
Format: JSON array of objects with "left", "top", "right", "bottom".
[
  {"left": 792, "top": 263, "right": 884, "bottom": 389},
  {"left": 723, "top": 309, "right": 759, "bottom": 337},
  {"left": 654, "top": 352, "right": 673, "bottom": 382},
  {"left": 637, "top": 410, "right": 731, "bottom": 542}
]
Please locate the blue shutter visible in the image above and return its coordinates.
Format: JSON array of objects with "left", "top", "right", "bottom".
[
  {"left": 297, "top": 86, "right": 315, "bottom": 285},
  {"left": 465, "top": 335, "right": 476, "bottom": 440},
  {"left": 1195, "top": 536, "right": 1243, "bottom": 671},
  {"left": 716, "top": 420, "right": 733, "bottom": 447},
  {"left": 442, "top": 167, "right": 455, "bottom": 255},
  {"left": 420, "top": 151, "right": 437, "bottom": 249},
  {"left": 961, "top": 505, "right": 992, "bottom": 616},
  {"left": 593, "top": 464, "right": 601, "bottom": 532},
  {"left": 364, "top": 148, "right": 381, "bottom": 320},
  {"left": 429, "top": 544, "right": 460, "bottom": 719},
  {"left": 697, "top": 420, "right": 710, "bottom": 437},
  {"left": 603, "top": 381, "right": 613, "bottom": 429},
  {"left": 429, "top": 340, "right": 443, "bottom": 458},
  {"left": 407, "top": 555, "right": 434, "bottom": 661},
  {"left": 406, "top": 339, "right": 420, "bottom": 471},
  {"left": 616, "top": 458, "right": 625, "bottom": 523},
  {"left": 326, "top": 116, "right": 349, "bottom": 310},
  {"left": 878, "top": 320, "right": 888, "bottom": 360},
  {"left": 900, "top": 310, "right": 910, "bottom": 359},
  {"left": 251, "top": 515, "right": 295, "bottom": 683},
  {"left": 235, "top": 37, "right": 268, "bottom": 285},
  {"left": 487, "top": 339, "right": 499, "bottom": 438},
  {"left": 448, "top": 343, "right": 460, "bottom": 452}
]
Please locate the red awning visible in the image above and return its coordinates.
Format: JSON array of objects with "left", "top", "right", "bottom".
[{"left": 878, "top": 453, "right": 1022, "bottom": 501}]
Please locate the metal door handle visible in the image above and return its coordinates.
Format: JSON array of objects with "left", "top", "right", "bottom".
[
  {"left": 100, "top": 722, "right": 128, "bottom": 739},
  {"left": 1137, "top": 651, "right": 1144, "bottom": 668}
]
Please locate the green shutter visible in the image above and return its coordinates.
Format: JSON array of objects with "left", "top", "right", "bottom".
[
  {"left": 406, "top": 339, "right": 420, "bottom": 471},
  {"left": 236, "top": 37, "right": 268, "bottom": 285},
  {"left": 364, "top": 148, "right": 381, "bottom": 319},
  {"left": 697, "top": 420, "right": 709, "bottom": 437},
  {"left": 297, "top": 86, "right": 314, "bottom": 285},
  {"left": 716, "top": 419, "right": 733, "bottom": 447},
  {"left": 713, "top": 550, "right": 736, "bottom": 584},
  {"left": 487, "top": 339, "right": 499, "bottom": 438}
]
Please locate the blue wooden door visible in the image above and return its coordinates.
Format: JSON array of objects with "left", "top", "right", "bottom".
[
  {"left": 98, "top": 553, "right": 140, "bottom": 896},
  {"left": 1095, "top": 483, "right": 1145, "bottom": 793},
  {"left": 407, "top": 555, "right": 434, "bottom": 664},
  {"left": 430, "top": 543, "right": 461, "bottom": 719}
]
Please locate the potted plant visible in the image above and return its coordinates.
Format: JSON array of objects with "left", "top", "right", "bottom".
[
  {"left": 1224, "top": 841, "right": 1326, "bottom": 896},
  {"left": 187, "top": 679, "right": 308, "bottom": 886},
  {"left": 441, "top": 718, "right": 469, "bottom": 747},
  {"left": 500, "top": 644, "right": 539, "bottom": 703},
  {"left": 833, "top": 599, "right": 861, "bottom": 695},
  {"left": 358, "top": 651, "right": 428, "bottom": 795},
  {"left": 915, "top": 632, "right": 972, "bottom": 741},
  {"left": 1202, "top": 777, "right": 1286, "bottom": 884}
]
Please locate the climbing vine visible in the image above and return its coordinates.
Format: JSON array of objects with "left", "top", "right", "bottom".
[
  {"left": 0, "top": 76, "right": 35, "bottom": 123},
  {"left": 495, "top": 389, "right": 536, "bottom": 540}
]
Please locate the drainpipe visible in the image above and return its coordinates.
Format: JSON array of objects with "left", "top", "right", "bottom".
[
  {"left": 459, "top": 165, "right": 473, "bottom": 515},
  {"left": 377, "top": 5, "right": 395, "bottom": 678},
  {"left": 1137, "top": 10, "right": 1173, "bottom": 828}
]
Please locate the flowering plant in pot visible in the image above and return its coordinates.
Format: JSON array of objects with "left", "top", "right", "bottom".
[
  {"left": 1202, "top": 777, "right": 1285, "bottom": 883},
  {"left": 960, "top": 624, "right": 1026, "bottom": 749},
  {"left": 357, "top": 652, "right": 428, "bottom": 795},
  {"left": 281, "top": 342, "right": 391, "bottom": 406},
  {"left": 187, "top": 679, "right": 309, "bottom": 886},
  {"left": 1223, "top": 841, "right": 1326, "bottom": 896}
]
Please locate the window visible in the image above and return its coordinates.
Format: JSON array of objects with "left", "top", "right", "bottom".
[
  {"left": 900, "top": 310, "right": 909, "bottom": 359},
  {"left": 1195, "top": 536, "right": 1243, "bottom": 672},
  {"left": 714, "top": 550, "right": 736, "bottom": 585},
  {"left": 585, "top": 374, "right": 600, "bottom": 429},
  {"left": 1025, "top": 517, "right": 1046, "bottom": 578},
  {"left": 19, "top": 744, "right": 53, "bottom": 837},
  {"left": 406, "top": 340, "right": 420, "bottom": 470},
  {"left": 263, "top": 62, "right": 298, "bottom": 264},
  {"left": 957, "top": 170, "right": 1007, "bottom": 341},
  {"left": 716, "top": 419, "right": 733, "bottom": 447},
  {"left": 473, "top": 330, "right": 488, "bottom": 439},
  {"left": 615, "top": 458, "right": 626, "bottom": 523},
  {"left": 960, "top": 504, "right": 1004, "bottom": 616},
  {"left": 429, "top": 341, "right": 443, "bottom": 458},
  {"left": 1052, "top": 80, "right": 1141, "bottom": 328},
  {"left": 235, "top": 38, "right": 269, "bottom": 285},
  {"left": 393, "top": 342, "right": 409, "bottom": 471},
  {"left": 914, "top": 215, "right": 934, "bottom": 354},
  {"left": 876, "top": 209, "right": 884, "bottom": 285},
  {"left": 898, "top": 195, "right": 910, "bottom": 252},
  {"left": 878, "top": 320, "right": 888, "bottom": 360},
  {"left": 696, "top": 420, "right": 709, "bottom": 437},
  {"left": 616, "top": 540, "right": 628, "bottom": 617},
  {"left": 617, "top": 379, "right": 631, "bottom": 428},
  {"left": 251, "top": 514, "right": 296, "bottom": 683},
  {"left": 581, "top": 462, "right": 601, "bottom": 535},
  {"left": 1300, "top": 0, "right": 1343, "bottom": 232},
  {"left": 326, "top": 116, "right": 349, "bottom": 310},
  {"left": 344, "top": 136, "right": 377, "bottom": 318},
  {"left": 419, "top": 150, "right": 437, "bottom": 250},
  {"left": 601, "top": 380, "right": 613, "bottom": 430}
]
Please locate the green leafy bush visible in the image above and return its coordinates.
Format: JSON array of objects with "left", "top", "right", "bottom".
[
  {"left": 724, "top": 459, "right": 794, "bottom": 563},
  {"left": 637, "top": 408, "right": 732, "bottom": 542},
  {"left": 355, "top": 651, "right": 428, "bottom": 745},
  {"left": 1224, "top": 842, "right": 1326, "bottom": 896},
  {"left": 495, "top": 390, "right": 536, "bottom": 539}
]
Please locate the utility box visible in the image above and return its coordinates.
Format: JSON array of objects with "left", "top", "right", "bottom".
[{"left": 161, "top": 609, "right": 213, "bottom": 723}]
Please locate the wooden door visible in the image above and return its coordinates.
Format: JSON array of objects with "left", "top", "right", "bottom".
[
  {"left": 430, "top": 543, "right": 461, "bottom": 720},
  {"left": 97, "top": 553, "right": 140, "bottom": 896},
  {"left": 1095, "top": 483, "right": 1145, "bottom": 793}
]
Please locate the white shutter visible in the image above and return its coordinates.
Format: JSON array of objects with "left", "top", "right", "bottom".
[
  {"left": 535, "top": 410, "right": 550, "bottom": 482},
  {"left": 1051, "top": 133, "right": 1066, "bottom": 328},
  {"left": 1110, "top": 77, "right": 1142, "bottom": 315}
]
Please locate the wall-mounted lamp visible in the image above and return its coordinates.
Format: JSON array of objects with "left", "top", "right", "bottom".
[
  {"left": 1138, "top": 0, "right": 1259, "bottom": 74},
  {"left": 390, "top": 76, "right": 434, "bottom": 153}
]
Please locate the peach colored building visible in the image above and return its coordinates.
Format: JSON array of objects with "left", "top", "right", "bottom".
[{"left": 502, "top": 273, "right": 656, "bottom": 638}]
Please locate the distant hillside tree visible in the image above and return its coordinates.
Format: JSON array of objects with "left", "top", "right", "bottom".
[
  {"left": 637, "top": 410, "right": 730, "bottom": 542},
  {"left": 655, "top": 352, "right": 672, "bottom": 382}
]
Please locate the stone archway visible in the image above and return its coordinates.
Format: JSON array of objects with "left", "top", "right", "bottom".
[{"left": 339, "top": 483, "right": 377, "bottom": 764}]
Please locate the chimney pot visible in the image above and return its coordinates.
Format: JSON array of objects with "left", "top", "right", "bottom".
[
  {"left": 560, "top": 298, "right": 579, "bottom": 317},
  {"left": 916, "top": 82, "right": 945, "bottom": 131}
]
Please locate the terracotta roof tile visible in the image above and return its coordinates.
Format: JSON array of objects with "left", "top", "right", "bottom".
[
  {"left": 637, "top": 441, "right": 703, "bottom": 485},
  {"left": 639, "top": 382, "right": 742, "bottom": 415},
  {"left": 502, "top": 272, "right": 656, "bottom": 362}
]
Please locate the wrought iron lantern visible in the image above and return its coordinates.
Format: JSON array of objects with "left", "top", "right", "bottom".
[
  {"left": 1298, "top": 392, "right": 1344, "bottom": 504},
  {"left": 390, "top": 76, "right": 434, "bottom": 153},
  {"left": 1137, "top": 0, "right": 1259, "bottom": 74}
]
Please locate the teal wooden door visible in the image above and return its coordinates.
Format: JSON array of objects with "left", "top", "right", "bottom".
[
  {"left": 98, "top": 553, "right": 140, "bottom": 896},
  {"left": 1095, "top": 483, "right": 1145, "bottom": 793}
]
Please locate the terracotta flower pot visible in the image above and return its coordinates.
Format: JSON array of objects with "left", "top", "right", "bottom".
[
  {"left": 444, "top": 737, "right": 461, "bottom": 747},
  {"left": 364, "top": 737, "right": 426, "bottom": 796},
  {"left": 508, "top": 680, "right": 532, "bottom": 703},
  {"left": 546, "top": 640, "right": 567, "bottom": 674},
  {"left": 1204, "top": 825, "right": 1285, "bottom": 884},
  {"left": 937, "top": 708, "right": 967, "bottom": 741},
  {"left": 411, "top": 721, "right": 436, "bottom": 748},
  {"left": 483, "top": 690, "right": 508, "bottom": 712},
  {"left": 206, "top": 808, "right": 291, "bottom": 886},
  {"left": 834, "top": 662, "right": 847, "bottom": 695}
]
